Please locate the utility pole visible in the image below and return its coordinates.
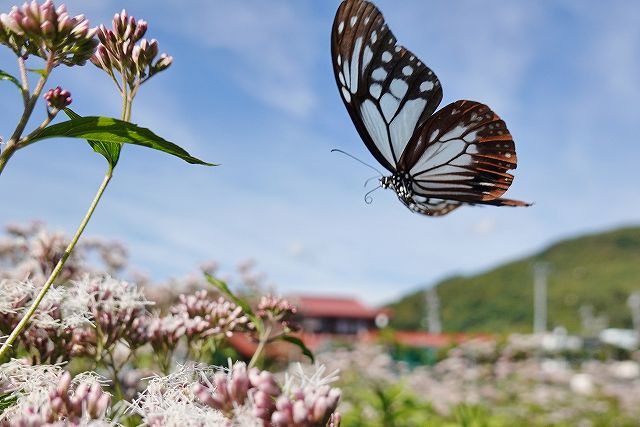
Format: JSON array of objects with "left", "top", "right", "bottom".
[
  {"left": 627, "top": 292, "right": 640, "bottom": 337},
  {"left": 533, "top": 263, "right": 549, "bottom": 334},
  {"left": 426, "top": 287, "right": 442, "bottom": 334}
]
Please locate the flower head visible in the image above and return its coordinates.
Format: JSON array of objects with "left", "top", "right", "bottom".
[
  {"left": 43, "top": 86, "right": 71, "bottom": 109},
  {"left": 170, "top": 291, "right": 253, "bottom": 339},
  {"left": 0, "top": 364, "right": 112, "bottom": 424},
  {"left": 91, "top": 9, "right": 172, "bottom": 90},
  {"left": 0, "top": 0, "right": 97, "bottom": 66}
]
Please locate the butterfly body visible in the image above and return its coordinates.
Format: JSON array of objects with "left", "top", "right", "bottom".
[{"left": 332, "top": 0, "right": 530, "bottom": 216}]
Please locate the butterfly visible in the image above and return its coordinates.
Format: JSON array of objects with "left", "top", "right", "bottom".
[{"left": 331, "top": 0, "right": 530, "bottom": 216}]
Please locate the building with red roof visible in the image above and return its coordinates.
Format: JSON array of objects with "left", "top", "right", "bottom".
[{"left": 290, "top": 295, "right": 390, "bottom": 335}]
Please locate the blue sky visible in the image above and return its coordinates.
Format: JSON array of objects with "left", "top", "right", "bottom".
[{"left": 1, "top": 0, "right": 639, "bottom": 305}]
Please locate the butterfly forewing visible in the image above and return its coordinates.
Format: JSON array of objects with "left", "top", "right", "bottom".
[
  {"left": 400, "top": 100, "right": 526, "bottom": 204},
  {"left": 331, "top": 0, "right": 443, "bottom": 172}
]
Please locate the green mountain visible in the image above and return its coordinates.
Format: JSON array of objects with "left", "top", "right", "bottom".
[{"left": 387, "top": 226, "right": 640, "bottom": 333}]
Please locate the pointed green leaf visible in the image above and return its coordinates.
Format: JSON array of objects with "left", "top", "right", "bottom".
[
  {"left": 0, "top": 70, "right": 21, "bottom": 90},
  {"left": 27, "top": 68, "right": 47, "bottom": 77},
  {"left": 205, "top": 273, "right": 262, "bottom": 333},
  {"left": 29, "top": 116, "right": 215, "bottom": 166},
  {"left": 64, "top": 108, "right": 121, "bottom": 167},
  {"left": 276, "top": 335, "right": 315, "bottom": 363}
]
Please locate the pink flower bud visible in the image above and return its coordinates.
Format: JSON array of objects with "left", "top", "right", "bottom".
[
  {"left": 20, "top": 16, "right": 39, "bottom": 34},
  {"left": 56, "top": 371, "right": 72, "bottom": 395},
  {"left": 50, "top": 396, "right": 64, "bottom": 414},
  {"left": 40, "top": 20, "right": 54, "bottom": 37},
  {"left": 26, "top": 1, "right": 41, "bottom": 22},
  {"left": 312, "top": 396, "right": 329, "bottom": 422},
  {"left": 271, "top": 411, "right": 289, "bottom": 427},
  {"left": 57, "top": 14, "right": 71, "bottom": 34},
  {"left": 95, "top": 393, "right": 111, "bottom": 417},
  {"left": 292, "top": 400, "right": 308, "bottom": 424},
  {"left": 132, "top": 19, "right": 147, "bottom": 42},
  {"left": 327, "top": 388, "right": 341, "bottom": 409},
  {"left": 329, "top": 412, "right": 342, "bottom": 427}
]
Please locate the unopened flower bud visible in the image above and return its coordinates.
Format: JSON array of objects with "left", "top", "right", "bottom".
[
  {"left": 292, "top": 400, "right": 307, "bottom": 424},
  {"left": 329, "top": 412, "right": 342, "bottom": 427},
  {"left": 56, "top": 371, "right": 72, "bottom": 395},
  {"left": 40, "top": 20, "right": 54, "bottom": 37},
  {"left": 312, "top": 396, "right": 329, "bottom": 422},
  {"left": 44, "top": 86, "right": 72, "bottom": 109},
  {"left": 132, "top": 19, "right": 147, "bottom": 42},
  {"left": 95, "top": 393, "right": 111, "bottom": 418},
  {"left": 271, "top": 411, "right": 289, "bottom": 427}
]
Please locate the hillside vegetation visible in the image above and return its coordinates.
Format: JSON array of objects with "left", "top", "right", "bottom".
[{"left": 388, "top": 226, "right": 640, "bottom": 333}]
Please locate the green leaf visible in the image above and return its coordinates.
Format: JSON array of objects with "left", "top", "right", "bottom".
[
  {"left": 64, "top": 108, "right": 121, "bottom": 167},
  {"left": 0, "top": 393, "right": 17, "bottom": 415},
  {"left": 0, "top": 69, "right": 21, "bottom": 90},
  {"left": 27, "top": 68, "right": 47, "bottom": 77},
  {"left": 205, "top": 273, "right": 262, "bottom": 333},
  {"left": 277, "top": 335, "right": 315, "bottom": 363},
  {"left": 30, "top": 116, "right": 215, "bottom": 166}
]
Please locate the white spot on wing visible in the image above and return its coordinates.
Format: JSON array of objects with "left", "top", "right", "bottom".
[
  {"left": 360, "top": 99, "right": 394, "bottom": 165},
  {"left": 380, "top": 93, "right": 399, "bottom": 121},
  {"left": 338, "top": 72, "right": 345, "bottom": 86},
  {"left": 341, "top": 87, "right": 351, "bottom": 102},
  {"left": 415, "top": 167, "right": 470, "bottom": 181},
  {"left": 463, "top": 131, "right": 478, "bottom": 142},
  {"left": 362, "top": 46, "right": 373, "bottom": 72},
  {"left": 389, "top": 79, "right": 408, "bottom": 99},
  {"left": 337, "top": 55, "right": 342, "bottom": 66},
  {"left": 342, "top": 60, "right": 350, "bottom": 90},
  {"left": 418, "top": 181, "right": 471, "bottom": 190},
  {"left": 372, "top": 67, "right": 387, "bottom": 81},
  {"left": 370, "top": 83, "right": 382, "bottom": 98},
  {"left": 410, "top": 139, "right": 467, "bottom": 175},
  {"left": 338, "top": 21, "right": 345, "bottom": 34},
  {"left": 402, "top": 65, "right": 413, "bottom": 76},
  {"left": 382, "top": 51, "right": 392, "bottom": 62},
  {"left": 389, "top": 98, "right": 427, "bottom": 159},
  {"left": 467, "top": 144, "right": 479, "bottom": 154},
  {"left": 371, "top": 31, "right": 377, "bottom": 43},
  {"left": 420, "top": 81, "right": 434, "bottom": 91},
  {"left": 350, "top": 36, "right": 363, "bottom": 94},
  {"left": 440, "top": 125, "right": 469, "bottom": 141},
  {"left": 350, "top": 16, "right": 357, "bottom": 27},
  {"left": 450, "top": 154, "right": 473, "bottom": 166}
]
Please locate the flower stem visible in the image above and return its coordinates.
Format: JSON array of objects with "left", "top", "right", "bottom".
[
  {"left": 0, "top": 167, "right": 113, "bottom": 361},
  {"left": 249, "top": 324, "right": 273, "bottom": 369},
  {"left": 0, "top": 53, "right": 55, "bottom": 176}
]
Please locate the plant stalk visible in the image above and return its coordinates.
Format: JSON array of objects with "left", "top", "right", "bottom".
[
  {"left": 249, "top": 324, "right": 273, "bottom": 369},
  {"left": 0, "top": 53, "right": 55, "bottom": 176},
  {"left": 0, "top": 167, "right": 113, "bottom": 360}
]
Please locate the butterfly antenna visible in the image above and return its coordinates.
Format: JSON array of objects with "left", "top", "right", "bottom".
[
  {"left": 331, "top": 148, "right": 384, "bottom": 176},
  {"left": 364, "top": 185, "right": 381, "bottom": 205},
  {"left": 363, "top": 174, "right": 381, "bottom": 188}
]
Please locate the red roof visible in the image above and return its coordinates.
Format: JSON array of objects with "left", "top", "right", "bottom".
[
  {"left": 227, "top": 330, "right": 494, "bottom": 361},
  {"left": 393, "top": 331, "right": 492, "bottom": 348},
  {"left": 292, "top": 296, "right": 382, "bottom": 319}
]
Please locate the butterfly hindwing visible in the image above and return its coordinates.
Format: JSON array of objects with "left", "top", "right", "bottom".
[
  {"left": 402, "top": 197, "right": 461, "bottom": 217},
  {"left": 399, "top": 100, "right": 528, "bottom": 205},
  {"left": 331, "top": 0, "right": 443, "bottom": 172}
]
